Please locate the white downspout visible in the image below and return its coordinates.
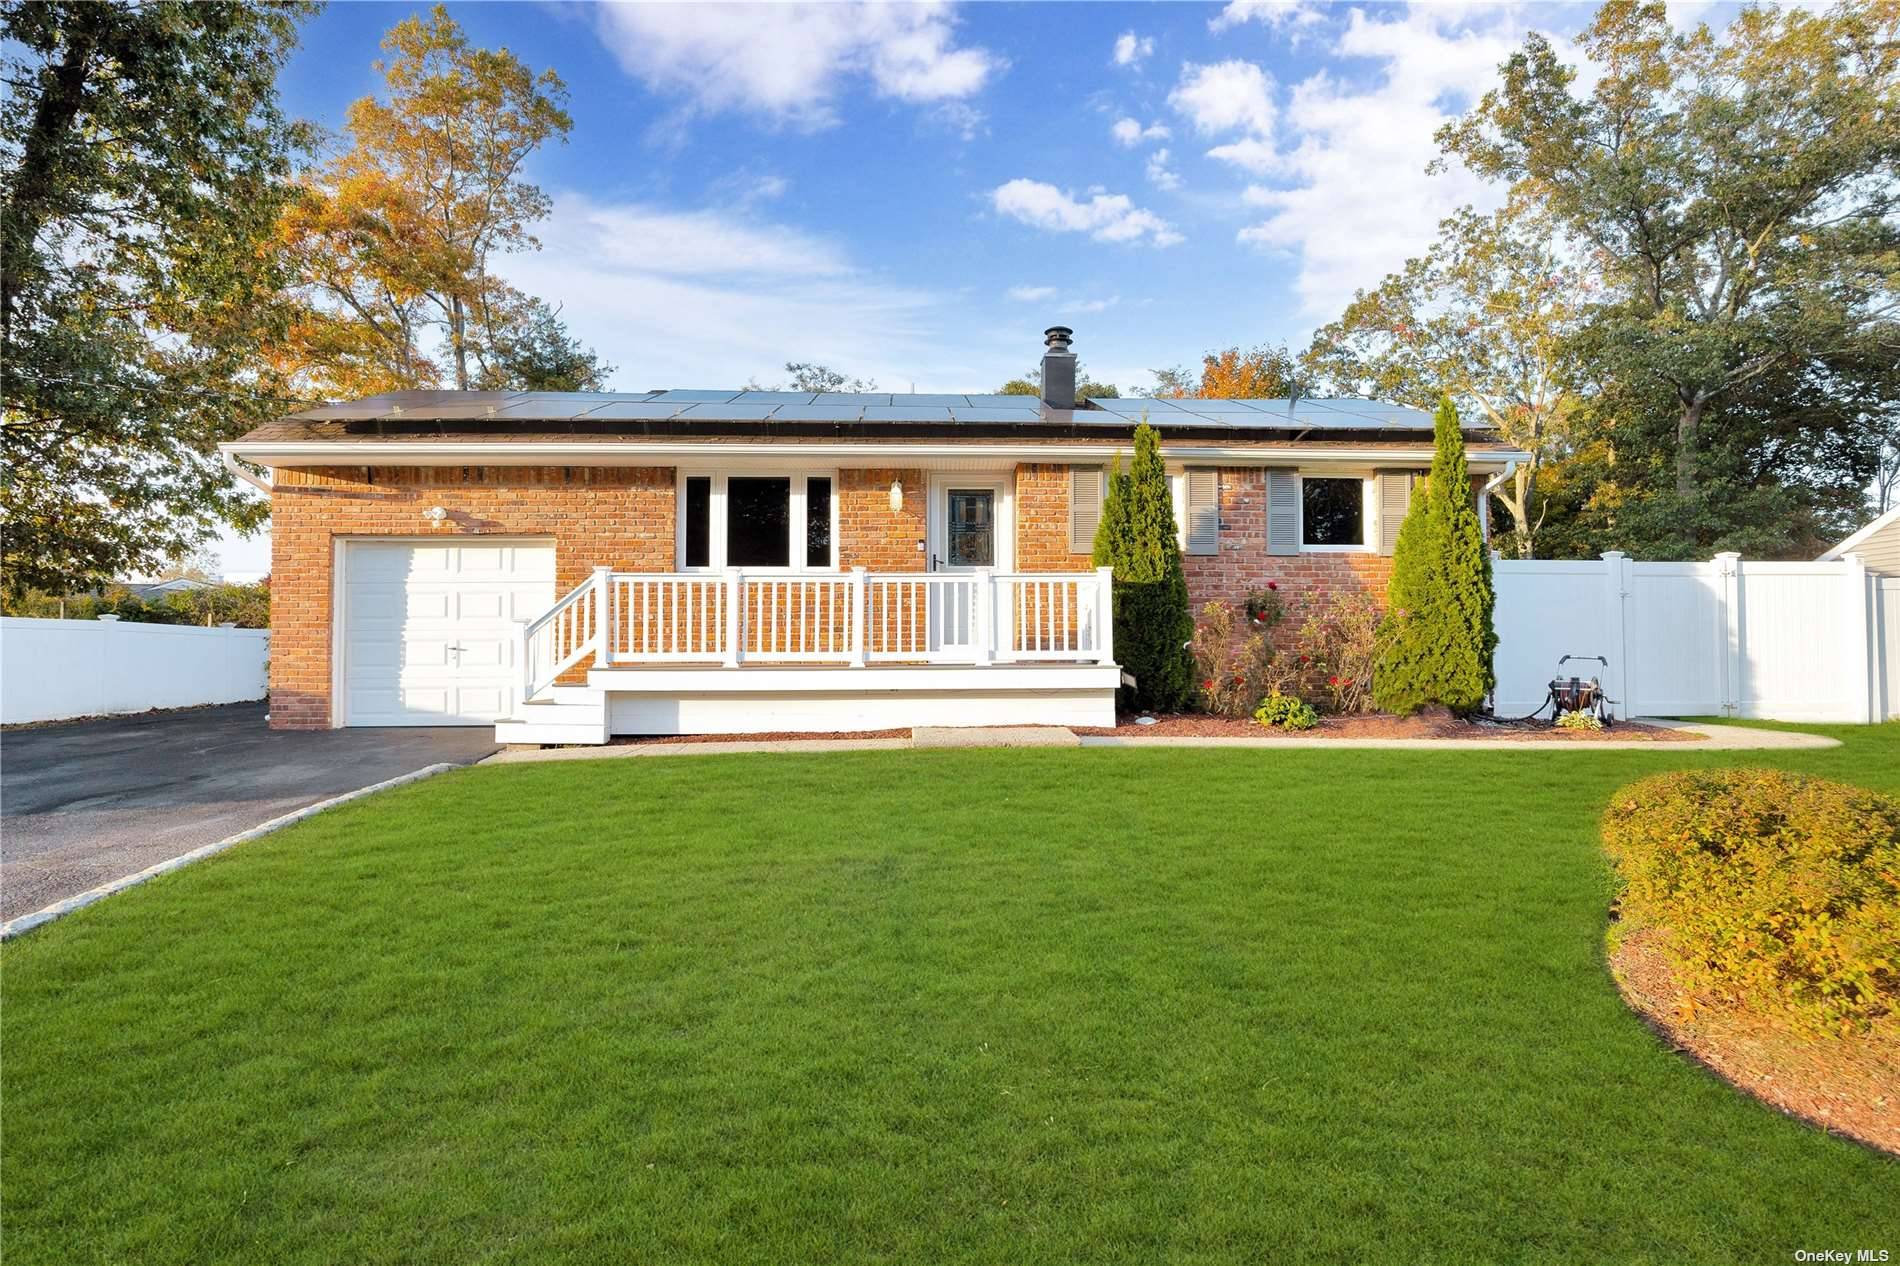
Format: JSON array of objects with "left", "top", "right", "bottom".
[
  {"left": 1478, "top": 460, "right": 1517, "bottom": 547},
  {"left": 222, "top": 447, "right": 272, "bottom": 494}
]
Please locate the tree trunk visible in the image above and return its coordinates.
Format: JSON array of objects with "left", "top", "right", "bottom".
[
  {"left": 1676, "top": 394, "right": 1704, "bottom": 499},
  {"left": 450, "top": 294, "right": 469, "bottom": 390},
  {"left": 2, "top": 18, "right": 99, "bottom": 359},
  {"left": 1493, "top": 464, "right": 1539, "bottom": 558}
]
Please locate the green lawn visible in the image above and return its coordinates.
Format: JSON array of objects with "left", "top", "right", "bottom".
[{"left": 5, "top": 726, "right": 1899, "bottom": 1264}]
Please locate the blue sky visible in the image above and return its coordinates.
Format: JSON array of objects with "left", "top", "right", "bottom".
[{"left": 215, "top": 0, "right": 1726, "bottom": 577}]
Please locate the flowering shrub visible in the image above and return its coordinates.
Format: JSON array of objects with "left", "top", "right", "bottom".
[
  {"left": 1243, "top": 584, "right": 1285, "bottom": 630},
  {"left": 1602, "top": 769, "right": 1900, "bottom": 1036},
  {"left": 1189, "top": 601, "right": 1276, "bottom": 718},
  {"left": 1295, "top": 592, "right": 1389, "bottom": 714},
  {"left": 1556, "top": 709, "right": 1603, "bottom": 731},
  {"left": 1253, "top": 691, "right": 1318, "bottom": 731}
]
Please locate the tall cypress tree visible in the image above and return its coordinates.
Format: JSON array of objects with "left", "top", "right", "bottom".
[
  {"left": 1373, "top": 397, "right": 1497, "bottom": 714},
  {"left": 1095, "top": 421, "right": 1194, "bottom": 711}
]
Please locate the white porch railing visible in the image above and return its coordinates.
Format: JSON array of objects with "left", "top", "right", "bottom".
[{"left": 517, "top": 566, "right": 1116, "bottom": 704}]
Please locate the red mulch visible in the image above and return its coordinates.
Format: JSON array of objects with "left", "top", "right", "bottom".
[
  {"left": 1075, "top": 712, "right": 1698, "bottom": 741},
  {"left": 1611, "top": 928, "right": 1899, "bottom": 1156},
  {"left": 606, "top": 728, "right": 910, "bottom": 746}
]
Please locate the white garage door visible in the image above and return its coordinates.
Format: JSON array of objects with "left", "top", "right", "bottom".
[{"left": 342, "top": 540, "right": 556, "bottom": 726}]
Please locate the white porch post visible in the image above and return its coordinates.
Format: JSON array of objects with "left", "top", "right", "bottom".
[
  {"left": 1095, "top": 565, "right": 1116, "bottom": 665},
  {"left": 592, "top": 565, "right": 614, "bottom": 668},
  {"left": 972, "top": 568, "right": 994, "bottom": 666},
  {"left": 513, "top": 617, "right": 531, "bottom": 711},
  {"left": 724, "top": 568, "right": 744, "bottom": 667},
  {"left": 849, "top": 566, "right": 868, "bottom": 668}
]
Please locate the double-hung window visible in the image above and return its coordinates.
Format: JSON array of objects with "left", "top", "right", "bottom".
[{"left": 679, "top": 473, "right": 836, "bottom": 570}]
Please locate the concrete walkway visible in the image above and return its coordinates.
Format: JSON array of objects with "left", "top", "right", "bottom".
[{"left": 480, "top": 719, "right": 1837, "bottom": 765}]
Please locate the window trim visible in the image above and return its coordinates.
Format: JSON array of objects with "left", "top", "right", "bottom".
[
  {"left": 675, "top": 470, "right": 840, "bottom": 573},
  {"left": 1296, "top": 473, "right": 1376, "bottom": 553}
]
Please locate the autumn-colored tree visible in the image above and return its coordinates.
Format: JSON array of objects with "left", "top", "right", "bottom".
[
  {"left": 271, "top": 6, "right": 602, "bottom": 397},
  {"left": 1150, "top": 345, "right": 1299, "bottom": 399},
  {"left": 1303, "top": 198, "right": 1587, "bottom": 557}
]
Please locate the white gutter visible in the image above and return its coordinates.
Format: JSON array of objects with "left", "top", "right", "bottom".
[
  {"left": 220, "top": 440, "right": 1533, "bottom": 471},
  {"left": 1480, "top": 459, "right": 1518, "bottom": 499},
  {"left": 221, "top": 447, "right": 272, "bottom": 493}
]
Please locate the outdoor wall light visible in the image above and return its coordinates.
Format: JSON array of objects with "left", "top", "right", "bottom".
[
  {"left": 423, "top": 505, "right": 448, "bottom": 524},
  {"left": 889, "top": 479, "right": 903, "bottom": 513}
]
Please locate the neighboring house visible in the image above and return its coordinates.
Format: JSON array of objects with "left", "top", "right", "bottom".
[
  {"left": 1820, "top": 504, "right": 1900, "bottom": 576},
  {"left": 222, "top": 327, "right": 1530, "bottom": 743},
  {"left": 110, "top": 577, "right": 217, "bottom": 600}
]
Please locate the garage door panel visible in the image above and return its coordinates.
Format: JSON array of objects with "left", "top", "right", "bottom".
[{"left": 343, "top": 540, "right": 555, "bottom": 727}]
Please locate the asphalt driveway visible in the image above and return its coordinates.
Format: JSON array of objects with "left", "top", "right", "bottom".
[{"left": 1, "top": 703, "right": 497, "bottom": 922}]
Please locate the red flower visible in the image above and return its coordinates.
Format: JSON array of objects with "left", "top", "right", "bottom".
[
  {"left": 1298, "top": 655, "right": 1309, "bottom": 665},
  {"left": 1232, "top": 675, "right": 1244, "bottom": 684},
  {"left": 1202, "top": 679, "right": 1215, "bottom": 690},
  {"left": 1328, "top": 675, "right": 1340, "bottom": 686},
  {"left": 1266, "top": 581, "right": 1278, "bottom": 591}
]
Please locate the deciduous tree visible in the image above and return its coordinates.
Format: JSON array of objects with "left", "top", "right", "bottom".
[
  {"left": 1304, "top": 200, "right": 1587, "bottom": 557},
  {"left": 0, "top": 0, "right": 315, "bottom": 596},
  {"left": 1439, "top": 0, "right": 1900, "bottom": 546},
  {"left": 1151, "top": 345, "right": 1300, "bottom": 399}
]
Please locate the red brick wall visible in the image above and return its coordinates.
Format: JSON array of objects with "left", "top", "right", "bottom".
[
  {"left": 268, "top": 465, "right": 675, "bottom": 729},
  {"left": 1015, "top": 463, "right": 1096, "bottom": 572},
  {"left": 1179, "top": 468, "right": 1394, "bottom": 617},
  {"left": 838, "top": 468, "right": 927, "bottom": 570}
]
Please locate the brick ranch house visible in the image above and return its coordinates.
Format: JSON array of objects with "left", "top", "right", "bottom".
[{"left": 222, "top": 328, "right": 1529, "bottom": 743}]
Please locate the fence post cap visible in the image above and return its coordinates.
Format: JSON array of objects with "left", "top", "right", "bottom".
[
  {"left": 1598, "top": 550, "right": 1627, "bottom": 561},
  {"left": 97, "top": 614, "right": 121, "bottom": 622},
  {"left": 218, "top": 622, "right": 238, "bottom": 628}
]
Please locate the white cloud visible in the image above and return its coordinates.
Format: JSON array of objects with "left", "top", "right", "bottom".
[
  {"left": 1233, "top": 7, "right": 1524, "bottom": 316},
  {"left": 1145, "top": 149, "right": 1183, "bottom": 191},
  {"left": 1071, "top": 295, "right": 1120, "bottom": 314},
  {"left": 1112, "top": 30, "right": 1155, "bottom": 66},
  {"left": 1209, "top": 1, "right": 1325, "bottom": 35},
  {"left": 495, "top": 192, "right": 957, "bottom": 388},
  {"left": 1111, "top": 116, "right": 1170, "bottom": 147},
  {"left": 1169, "top": 59, "right": 1276, "bottom": 136},
  {"left": 991, "top": 179, "right": 1183, "bottom": 247},
  {"left": 594, "top": 2, "right": 1001, "bottom": 129},
  {"left": 1205, "top": 137, "right": 1277, "bottom": 173},
  {"left": 1007, "top": 285, "right": 1057, "bottom": 302}
]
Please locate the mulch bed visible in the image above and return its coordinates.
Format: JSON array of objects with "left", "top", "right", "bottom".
[
  {"left": 1611, "top": 927, "right": 1899, "bottom": 1156},
  {"left": 1075, "top": 712, "right": 1700, "bottom": 741}
]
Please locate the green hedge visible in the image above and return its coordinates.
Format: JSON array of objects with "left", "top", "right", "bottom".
[{"left": 1601, "top": 769, "right": 1900, "bottom": 1035}]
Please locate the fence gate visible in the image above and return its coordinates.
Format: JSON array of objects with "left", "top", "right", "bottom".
[{"left": 1493, "top": 551, "right": 1881, "bottom": 724}]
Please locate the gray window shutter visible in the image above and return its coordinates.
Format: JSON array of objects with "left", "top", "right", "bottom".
[
  {"left": 1377, "top": 473, "right": 1416, "bottom": 555},
  {"left": 1068, "top": 466, "right": 1103, "bottom": 554},
  {"left": 1184, "top": 468, "right": 1218, "bottom": 555},
  {"left": 1266, "top": 470, "right": 1299, "bottom": 556}
]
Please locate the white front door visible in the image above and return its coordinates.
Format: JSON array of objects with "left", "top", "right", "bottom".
[
  {"left": 927, "top": 477, "right": 1011, "bottom": 654},
  {"left": 341, "top": 539, "right": 555, "bottom": 726}
]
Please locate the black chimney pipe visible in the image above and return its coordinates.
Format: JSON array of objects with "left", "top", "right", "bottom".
[{"left": 1042, "top": 326, "right": 1076, "bottom": 411}]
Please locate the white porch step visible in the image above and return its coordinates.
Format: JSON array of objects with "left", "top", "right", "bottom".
[{"left": 495, "top": 688, "right": 609, "bottom": 746}]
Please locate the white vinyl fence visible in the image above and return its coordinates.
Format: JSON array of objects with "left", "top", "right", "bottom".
[
  {"left": 1494, "top": 551, "right": 1890, "bottom": 724},
  {"left": 1, "top": 616, "right": 269, "bottom": 725}
]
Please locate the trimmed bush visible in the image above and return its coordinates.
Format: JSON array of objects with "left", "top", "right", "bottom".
[
  {"left": 1094, "top": 420, "right": 1194, "bottom": 711},
  {"left": 1373, "top": 397, "right": 1496, "bottom": 715},
  {"left": 1254, "top": 691, "right": 1318, "bottom": 731},
  {"left": 1602, "top": 769, "right": 1900, "bottom": 1035}
]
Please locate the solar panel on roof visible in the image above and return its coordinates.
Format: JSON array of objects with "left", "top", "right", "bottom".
[
  {"left": 946, "top": 407, "right": 1041, "bottom": 424},
  {"left": 771, "top": 404, "right": 867, "bottom": 422},
  {"left": 810, "top": 392, "right": 891, "bottom": 406},
  {"left": 961, "top": 394, "right": 1036, "bottom": 409},
  {"left": 578, "top": 402, "right": 688, "bottom": 420},
  {"left": 650, "top": 389, "right": 742, "bottom": 403},
  {"left": 731, "top": 391, "right": 816, "bottom": 404},
  {"left": 674, "top": 403, "right": 781, "bottom": 421},
  {"left": 863, "top": 406, "right": 954, "bottom": 422},
  {"left": 491, "top": 399, "right": 601, "bottom": 420},
  {"left": 887, "top": 393, "right": 968, "bottom": 407}
]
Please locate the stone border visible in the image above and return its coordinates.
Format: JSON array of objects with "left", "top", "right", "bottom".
[
  {"left": 0, "top": 762, "right": 458, "bottom": 942},
  {"left": 479, "top": 720, "right": 1838, "bottom": 764}
]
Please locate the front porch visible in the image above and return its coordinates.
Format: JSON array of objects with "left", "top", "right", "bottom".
[{"left": 499, "top": 567, "right": 1121, "bottom": 744}]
